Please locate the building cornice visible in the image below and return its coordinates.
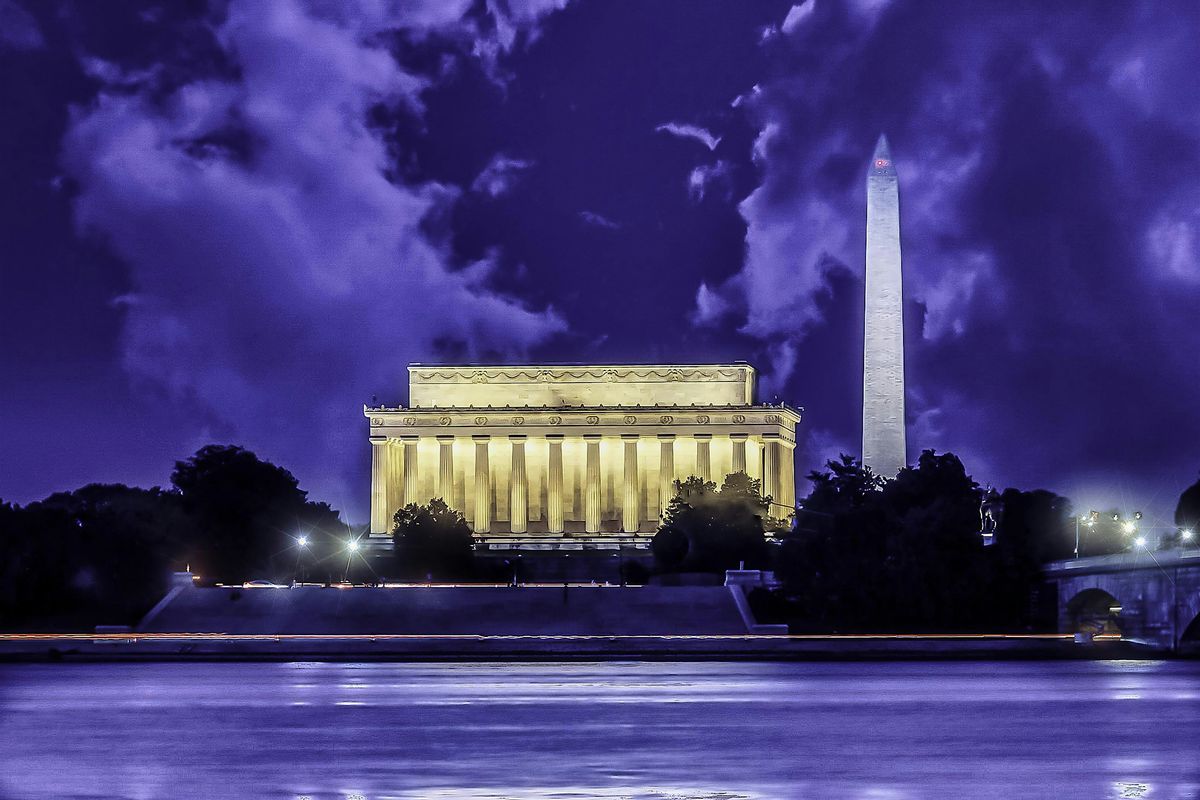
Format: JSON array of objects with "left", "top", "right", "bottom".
[{"left": 363, "top": 404, "right": 801, "bottom": 439}]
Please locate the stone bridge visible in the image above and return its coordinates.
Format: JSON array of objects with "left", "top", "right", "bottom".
[{"left": 1044, "top": 548, "right": 1200, "bottom": 652}]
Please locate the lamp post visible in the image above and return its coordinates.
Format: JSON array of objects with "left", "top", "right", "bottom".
[
  {"left": 343, "top": 538, "right": 360, "bottom": 584},
  {"left": 1117, "top": 511, "right": 1143, "bottom": 551},
  {"left": 294, "top": 534, "right": 310, "bottom": 585},
  {"left": 1075, "top": 510, "right": 1098, "bottom": 559}
]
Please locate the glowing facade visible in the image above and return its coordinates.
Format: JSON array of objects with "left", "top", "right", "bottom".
[
  {"left": 365, "top": 364, "right": 801, "bottom": 548},
  {"left": 862, "top": 134, "right": 907, "bottom": 477}
]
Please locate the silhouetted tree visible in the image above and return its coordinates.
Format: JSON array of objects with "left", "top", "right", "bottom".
[
  {"left": 1178, "top": 476, "right": 1200, "bottom": 529},
  {"left": 392, "top": 498, "right": 475, "bottom": 580},
  {"left": 0, "top": 485, "right": 191, "bottom": 627},
  {"left": 651, "top": 473, "right": 772, "bottom": 573},
  {"left": 0, "top": 445, "right": 347, "bottom": 627},
  {"left": 171, "top": 444, "right": 342, "bottom": 583},
  {"left": 1161, "top": 474, "right": 1200, "bottom": 548},
  {"left": 776, "top": 451, "right": 993, "bottom": 631}
]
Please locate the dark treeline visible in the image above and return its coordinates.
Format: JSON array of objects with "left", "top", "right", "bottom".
[
  {"left": 647, "top": 451, "right": 1200, "bottom": 633},
  {"left": 3, "top": 442, "right": 1197, "bottom": 632},
  {"left": 774, "top": 451, "right": 1051, "bottom": 632},
  {"left": 0, "top": 445, "right": 351, "bottom": 629}
]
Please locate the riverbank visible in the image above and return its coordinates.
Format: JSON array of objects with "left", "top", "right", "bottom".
[{"left": 0, "top": 631, "right": 1162, "bottom": 662}]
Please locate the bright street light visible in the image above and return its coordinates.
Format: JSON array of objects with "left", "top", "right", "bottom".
[
  {"left": 1122, "top": 520, "right": 1137, "bottom": 535},
  {"left": 347, "top": 540, "right": 360, "bottom": 553},
  {"left": 297, "top": 536, "right": 308, "bottom": 547},
  {"left": 1134, "top": 536, "right": 1147, "bottom": 548},
  {"left": 1182, "top": 529, "right": 1194, "bottom": 542}
]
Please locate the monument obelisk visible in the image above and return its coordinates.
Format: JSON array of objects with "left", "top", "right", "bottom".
[{"left": 862, "top": 134, "right": 906, "bottom": 477}]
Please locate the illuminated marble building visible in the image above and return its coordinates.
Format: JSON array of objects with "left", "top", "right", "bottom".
[{"left": 365, "top": 364, "right": 801, "bottom": 549}]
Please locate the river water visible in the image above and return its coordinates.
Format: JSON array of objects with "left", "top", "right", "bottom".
[{"left": 1, "top": 660, "right": 1198, "bottom": 799}]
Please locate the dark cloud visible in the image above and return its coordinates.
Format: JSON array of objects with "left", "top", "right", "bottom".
[
  {"left": 702, "top": 0, "right": 1200, "bottom": 522},
  {"left": 2, "top": 0, "right": 1197, "bottom": 528},
  {"left": 0, "top": 0, "right": 43, "bottom": 50}
]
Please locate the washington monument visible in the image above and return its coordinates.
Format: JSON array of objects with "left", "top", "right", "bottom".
[{"left": 862, "top": 134, "right": 907, "bottom": 477}]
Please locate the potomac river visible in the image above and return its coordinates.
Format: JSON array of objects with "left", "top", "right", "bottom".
[{"left": 1, "top": 660, "right": 1199, "bottom": 799}]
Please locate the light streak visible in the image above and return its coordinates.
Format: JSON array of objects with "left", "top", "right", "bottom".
[{"left": 0, "top": 632, "right": 1121, "bottom": 642}]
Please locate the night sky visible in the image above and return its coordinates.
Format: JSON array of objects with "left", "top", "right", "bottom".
[{"left": 2, "top": 0, "right": 1198, "bottom": 527}]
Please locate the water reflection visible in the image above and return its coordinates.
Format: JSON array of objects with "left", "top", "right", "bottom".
[{"left": 1, "top": 661, "right": 1199, "bottom": 799}]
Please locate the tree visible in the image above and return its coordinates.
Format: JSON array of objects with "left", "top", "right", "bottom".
[
  {"left": 0, "top": 485, "right": 193, "bottom": 627},
  {"left": 1161, "top": 474, "right": 1200, "bottom": 548},
  {"left": 802, "top": 454, "right": 885, "bottom": 516},
  {"left": 1178, "top": 476, "right": 1200, "bottom": 530},
  {"left": 987, "top": 488, "right": 1073, "bottom": 628},
  {"left": 392, "top": 498, "right": 475, "bottom": 580},
  {"left": 171, "top": 444, "right": 342, "bottom": 583},
  {"left": 650, "top": 473, "right": 772, "bottom": 573},
  {"left": 776, "top": 451, "right": 993, "bottom": 632}
]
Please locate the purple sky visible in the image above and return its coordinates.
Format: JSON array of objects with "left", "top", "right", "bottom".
[{"left": 2, "top": 0, "right": 1197, "bottom": 529}]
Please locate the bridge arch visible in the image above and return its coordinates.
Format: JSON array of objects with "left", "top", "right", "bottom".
[
  {"left": 1180, "top": 611, "right": 1200, "bottom": 655},
  {"left": 1065, "top": 588, "right": 1123, "bottom": 636}
]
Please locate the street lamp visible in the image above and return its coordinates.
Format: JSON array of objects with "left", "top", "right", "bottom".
[
  {"left": 297, "top": 535, "right": 308, "bottom": 548},
  {"left": 347, "top": 539, "right": 360, "bottom": 553},
  {"left": 1114, "top": 511, "right": 1143, "bottom": 551},
  {"left": 1074, "top": 510, "right": 1098, "bottom": 559},
  {"left": 1182, "top": 529, "right": 1195, "bottom": 543}
]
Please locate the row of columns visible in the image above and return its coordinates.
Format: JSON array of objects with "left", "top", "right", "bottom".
[{"left": 371, "top": 432, "right": 793, "bottom": 535}]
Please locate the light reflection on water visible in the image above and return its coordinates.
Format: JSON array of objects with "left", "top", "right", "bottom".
[{"left": 1, "top": 661, "right": 1199, "bottom": 799}]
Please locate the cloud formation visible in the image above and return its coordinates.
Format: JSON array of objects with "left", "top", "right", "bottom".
[
  {"left": 472, "top": 154, "right": 534, "bottom": 197},
  {"left": 62, "top": 0, "right": 566, "bottom": 513},
  {"left": 655, "top": 121, "right": 721, "bottom": 151},
  {"left": 0, "top": 0, "right": 43, "bottom": 50},
  {"left": 697, "top": 0, "right": 1200, "bottom": 512},
  {"left": 577, "top": 210, "right": 620, "bottom": 230}
]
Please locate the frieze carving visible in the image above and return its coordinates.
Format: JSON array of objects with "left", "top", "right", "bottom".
[
  {"left": 623, "top": 415, "right": 637, "bottom": 425},
  {"left": 765, "top": 414, "right": 781, "bottom": 423},
  {"left": 370, "top": 417, "right": 383, "bottom": 427},
  {"left": 732, "top": 414, "right": 746, "bottom": 424},
  {"left": 696, "top": 415, "right": 710, "bottom": 424},
  {"left": 438, "top": 416, "right": 452, "bottom": 426},
  {"left": 548, "top": 415, "right": 562, "bottom": 425},
  {"left": 512, "top": 416, "right": 525, "bottom": 426},
  {"left": 403, "top": 417, "right": 417, "bottom": 426},
  {"left": 474, "top": 416, "right": 488, "bottom": 426},
  {"left": 412, "top": 366, "right": 750, "bottom": 383},
  {"left": 660, "top": 414, "right": 674, "bottom": 424},
  {"left": 586, "top": 415, "right": 600, "bottom": 425}
]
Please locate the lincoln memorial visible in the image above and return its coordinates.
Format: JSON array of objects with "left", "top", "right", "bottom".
[{"left": 365, "top": 363, "right": 801, "bottom": 549}]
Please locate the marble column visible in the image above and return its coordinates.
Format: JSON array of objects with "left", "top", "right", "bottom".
[
  {"left": 695, "top": 434, "right": 712, "bottom": 482},
  {"left": 402, "top": 436, "right": 419, "bottom": 505},
  {"left": 369, "top": 437, "right": 389, "bottom": 534},
  {"left": 546, "top": 435, "right": 564, "bottom": 533},
  {"left": 730, "top": 433, "right": 748, "bottom": 475},
  {"left": 509, "top": 435, "right": 528, "bottom": 534},
  {"left": 386, "top": 440, "right": 404, "bottom": 518},
  {"left": 763, "top": 435, "right": 782, "bottom": 506},
  {"left": 781, "top": 441, "right": 796, "bottom": 513},
  {"left": 437, "top": 436, "right": 454, "bottom": 507},
  {"left": 473, "top": 435, "right": 491, "bottom": 533},
  {"left": 584, "top": 434, "right": 601, "bottom": 534},
  {"left": 657, "top": 433, "right": 676, "bottom": 516},
  {"left": 622, "top": 434, "right": 639, "bottom": 534}
]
